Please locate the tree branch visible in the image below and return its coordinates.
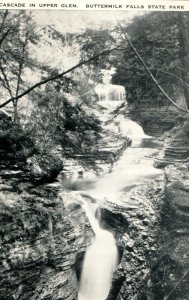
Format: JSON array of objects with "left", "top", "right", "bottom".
[
  {"left": 0, "top": 65, "right": 13, "bottom": 97},
  {"left": 0, "top": 10, "right": 8, "bottom": 32},
  {"left": 0, "top": 47, "right": 119, "bottom": 108},
  {"left": 159, "top": 69, "right": 189, "bottom": 90},
  {"left": 0, "top": 28, "right": 11, "bottom": 47},
  {"left": 117, "top": 20, "right": 189, "bottom": 114}
]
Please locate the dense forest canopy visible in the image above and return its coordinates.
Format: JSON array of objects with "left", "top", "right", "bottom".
[{"left": 112, "top": 12, "right": 189, "bottom": 112}]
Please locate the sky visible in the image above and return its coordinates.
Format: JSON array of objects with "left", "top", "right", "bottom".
[{"left": 33, "top": 10, "right": 145, "bottom": 33}]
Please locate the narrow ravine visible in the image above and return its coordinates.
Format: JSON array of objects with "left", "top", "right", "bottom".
[
  {"left": 61, "top": 78, "right": 164, "bottom": 299},
  {"left": 1, "top": 12, "right": 189, "bottom": 300},
  {"left": 63, "top": 128, "right": 163, "bottom": 299},
  {"left": 78, "top": 200, "right": 119, "bottom": 300}
]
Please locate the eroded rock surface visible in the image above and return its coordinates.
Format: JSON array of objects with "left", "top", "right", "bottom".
[
  {"left": 0, "top": 185, "right": 91, "bottom": 300},
  {"left": 150, "top": 165, "right": 189, "bottom": 300},
  {"left": 154, "top": 120, "right": 189, "bottom": 168},
  {"left": 128, "top": 105, "right": 185, "bottom": 137},
  {"left": 27, "top": 154, "right": 63, "bottom": 183},
  {"left": 101, "top": 179, "right": 165, "bottom": 300}
]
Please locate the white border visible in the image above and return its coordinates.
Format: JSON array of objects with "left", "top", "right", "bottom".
[{"left": 0, "top": 0, "right": 188, "bottom": 11}]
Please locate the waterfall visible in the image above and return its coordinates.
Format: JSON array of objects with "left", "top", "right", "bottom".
[
  {"left": 118, "top": 117, "right": 145, "bottom": 138},
  {"left": 95, "top": 84, "right": 126, "bottom": 101},
  {"left": 70, "top": 70, "right": 161, "bottom": 300},
  {"left": 78, "top": 200, "right": 119, "bottom": 300}
]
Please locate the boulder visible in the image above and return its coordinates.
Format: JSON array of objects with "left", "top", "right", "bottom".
[{"left": 27, "top": 154, "right": 63, "bottom": 183}]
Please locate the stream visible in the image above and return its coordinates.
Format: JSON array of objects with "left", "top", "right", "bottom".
[
  {"left": 0, "top": 69, "right": 185, "bottom": 300},
  {"left": 78, "top": 200, "right": 119, "bottom": 300},
  {"left": 62, "top": 119, "right": 163, "bottom": 300},
  {"left": 0, "top": 87, "right": 163, "bottom": 300},
  {"left": 60, "top": 77, "right": 164, "bottom": 300}
]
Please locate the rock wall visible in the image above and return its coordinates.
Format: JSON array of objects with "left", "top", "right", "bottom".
[
  {"left": 150, "top": 164, "right": 189, "bottom": 300},
  {"left": 0, "top": 184, "right": 91, "bottom": 300},
  {"left": 100, "top": 179, "right": 165, "bottom": 300},
  {"left": 100, "top": 163, "right": 189, "bottom": 300},
  {"left": 128, "top": 105, "right": 185, "bottom": 137},
  {"left": 155, "top": 120, "right": 189, "bottom": 168}
]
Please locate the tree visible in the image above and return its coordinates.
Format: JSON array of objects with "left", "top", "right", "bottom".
[
  {"left": 116, "top": 18, "right": 188, "bottom": 113},
  {"left": 0, "top": 47, "right": 119, "bottom": 109},
  {"left": 112, "top": 12, "right": 189, "bottom": 113},
  {"left": 0, "top": 10, "right": 39, "bottom": 122},
  {"left": 178, "top": 13, "right": 189, "bottom": 109},
  {"left": 27, "top": 79, "right": 102, "bottom": 162},
  {"left": 1, "top": 11, "right": 189, "bottom": 120}
]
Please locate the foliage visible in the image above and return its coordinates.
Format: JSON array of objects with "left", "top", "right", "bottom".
[
  {"left": 0, "top": 10, "right": 41, "bottom": 122},
  {"left": 0, "top": 11, "right": 103, "bottom": 166},
  {"left": 112, "top": 12, "right": 189, "bottom": 110},
  {"left": 0, "top": 11, "right": 39, "bottom": 95},
  {"left": 28, "top": 82, "right": 101, "bottom": 158}
]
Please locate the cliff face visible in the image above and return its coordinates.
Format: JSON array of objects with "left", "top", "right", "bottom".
[
  {"left": 127, "top": 103, "right": 189, "bottom": 298},
  {"left": 0, "top": 184, "right": 91, "bottom": 300},
  {"left": 101, "top": 164, "right": 189, "bottom": 300},
  {"left": 151, "top": 164, "right": 189, "bottom": 300},
  {"left": 1, "top": 108, "right": 189, "bottom": 300},
  {"left": 101, "top": 179, "right": 165, "bottom": 300},
  {"left": 128, "top": 105, "right": 185, "bottom": 137},
  {"left": 155, "top": 120, "right": 189, "bottom": 168}
]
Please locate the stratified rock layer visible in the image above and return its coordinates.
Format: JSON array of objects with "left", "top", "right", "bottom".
[
  {"left": 103, "top": 179, "right": 165, "bottom": 300},
  {"left": 128, "top": 105, "right": 185, "bottom": 137},
  {"left": 27, "top": 154, "right": 63, "bottom": 183},
  {"left": 0, "top": 185, "right": 91, "bottom": 300},
  {"left": 151, "top": 164, "right": 189, "bottom": 300},
  {"left": 154, "top": 120, "right": 189, "bottom": 168}
]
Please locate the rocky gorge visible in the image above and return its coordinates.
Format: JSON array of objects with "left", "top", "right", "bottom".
[
  {"left": 0, "top": 106, "right": 189, "bottom": 300},
  {"left": 1, "top": 8, "right": 189, "bottom": 300}
]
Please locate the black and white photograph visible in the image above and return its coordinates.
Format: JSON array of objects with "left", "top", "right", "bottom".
[{"left": 0, "top": 6, "right": 189, "bottom": 300}]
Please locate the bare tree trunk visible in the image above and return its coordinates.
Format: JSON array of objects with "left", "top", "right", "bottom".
[
  {"left": 117, "top": 19, "right": 189, "bottom": 114},
  {"left": 13, "top": 100, "right": 18, "bottom": 123},
  {"left": 178, "top": 13, "right": 189, "bottom": 109},
  {"left": 0, "top": 47, "right": 119, "bottom": 109},
  {"left": 13, "top": 16, "right": 30, "bottom": 123}
]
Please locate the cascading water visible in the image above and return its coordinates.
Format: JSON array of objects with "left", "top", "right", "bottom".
[
  {"left": 118, "top": 116, "right": 145, "bottom": 137},
  {"left": 62, "top": 69, "right": 163, "bottom": 300},
  {"left": 78, "top": 200, "right": 119, "bottom": 300},
  {"left": 95, "top": 84, "right": 126, "bottom": 101},
  {"left": 65, "top": 124, "right": 162, "bottom": 299},
  {"left": 94, "top": 68, "right": 126, "bottom": 110}
]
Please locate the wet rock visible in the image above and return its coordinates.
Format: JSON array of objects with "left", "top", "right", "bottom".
[
  {"left": 106, "top": 180, "right": 164, "bottom": 300},
  {"left": 0, "top": 187, "right": 91, "bottom": 300},
  {"left": 27, "top": 154, "right": 63, "bottom": 183},
  {"left": 100, "top": 207, "right": 129, "bottom": 232},
  {"left": 154, "top": 120, "right": 189, "bottom": 168},
  {"left": 128, "top": 105, "right": 184, "bottom": 137},
  {"left": 151, "top": 164, "right": 189, "bottom": 300}
]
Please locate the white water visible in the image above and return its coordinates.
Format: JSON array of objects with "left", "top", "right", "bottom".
[
  {"left": 118, "top": 116, "right": 145, "bottom": 138},
  {"left": 77, "top": 122, "right": 162, "bottom": 300},
  {"left": 78, "top": 201, "right": 119, "bottom": 300},
  {"left": 71, "top": 125, "right": 162, "bottom": 300},
  {"left": 95, "top": 83, "right": 126, "bottom": 101},
  {"left": 63, "top": 80, "right": 163, "bottom": 300}
]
